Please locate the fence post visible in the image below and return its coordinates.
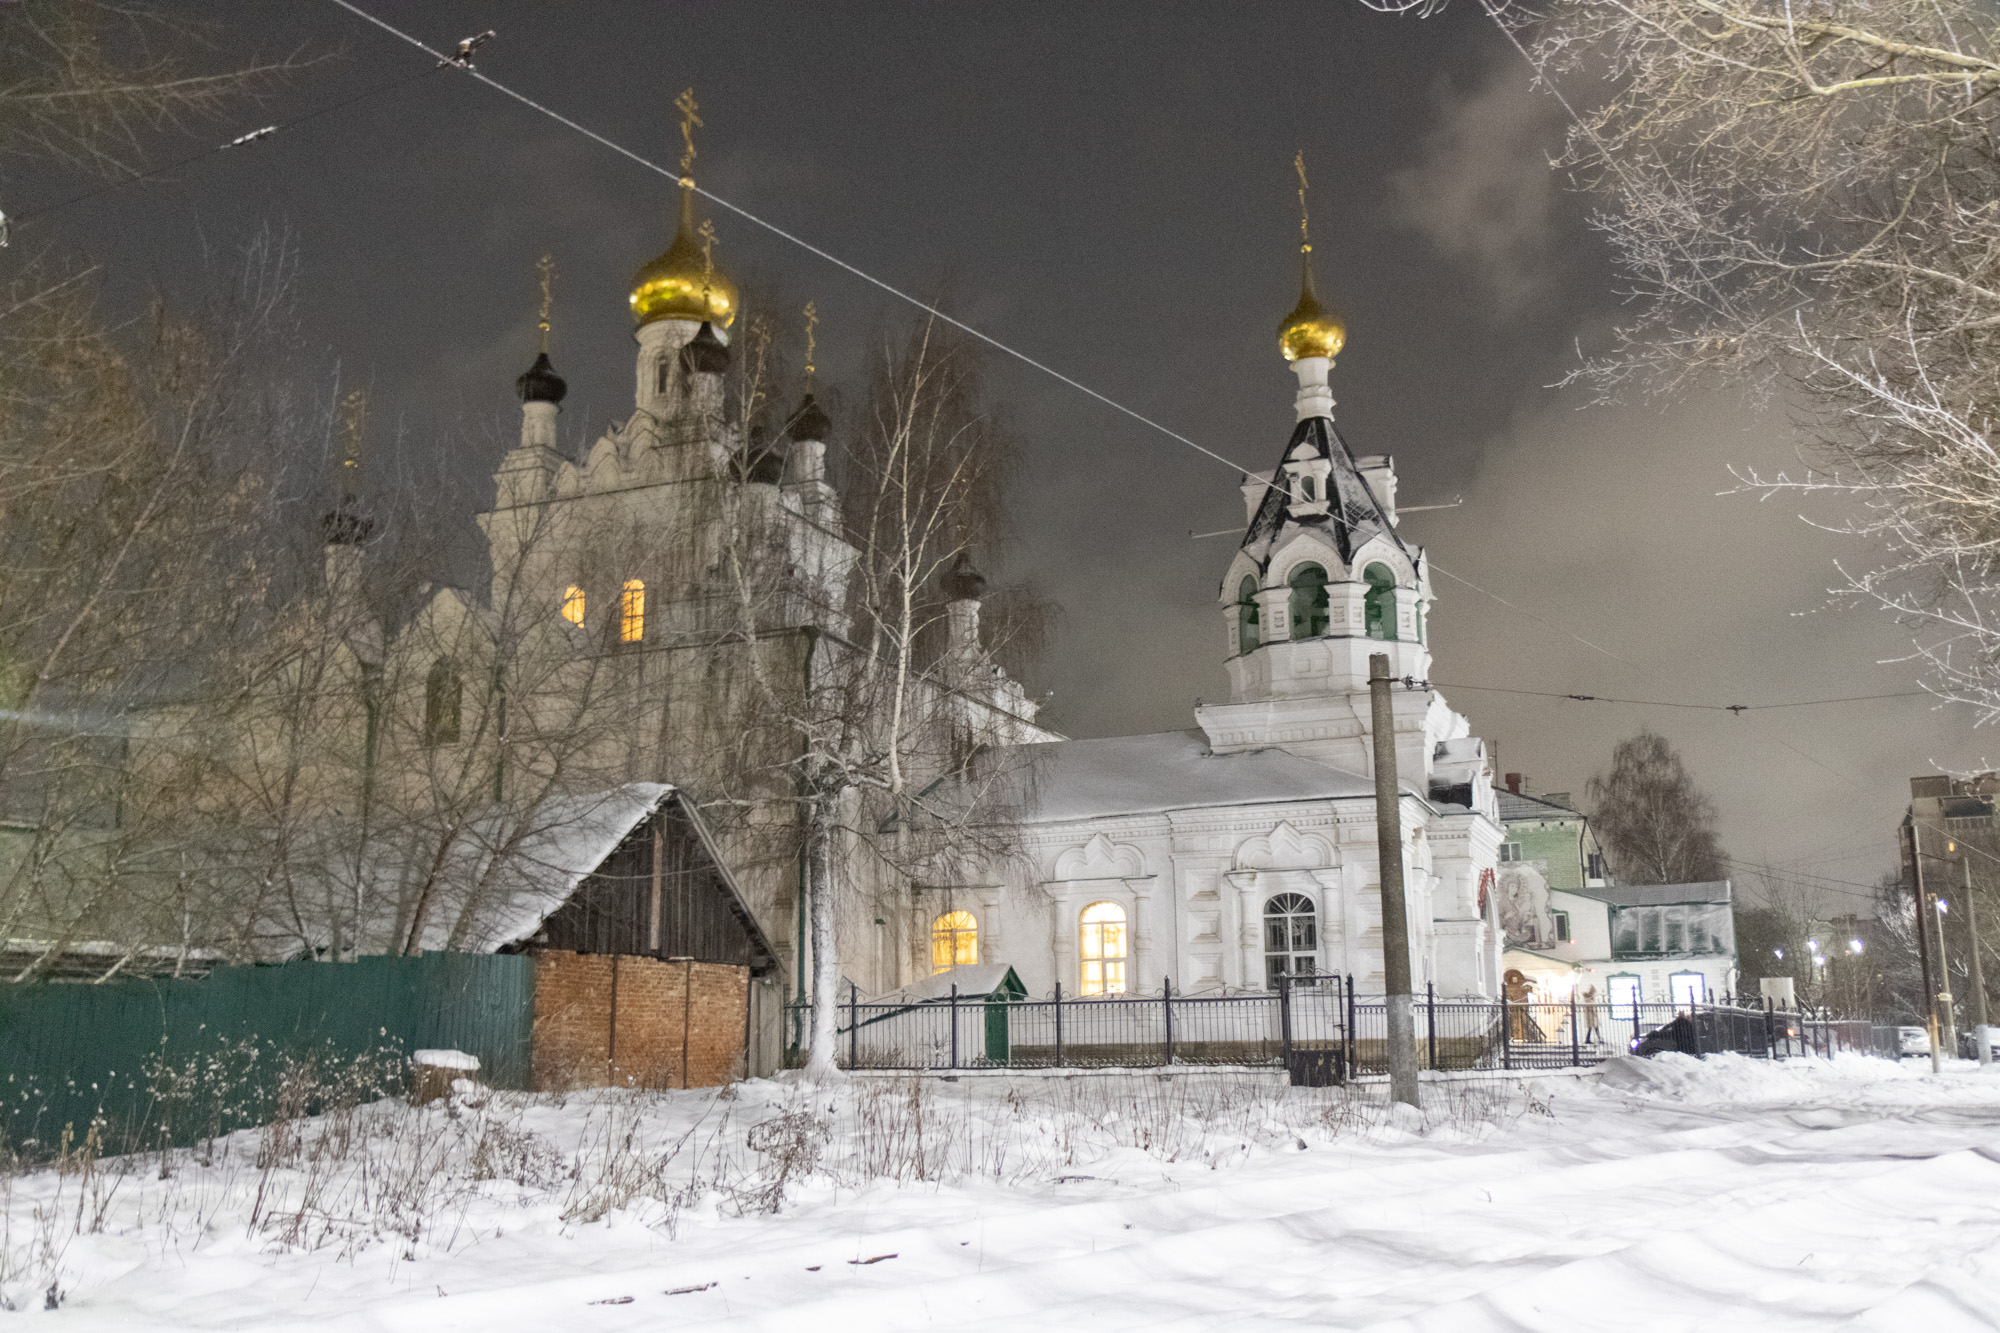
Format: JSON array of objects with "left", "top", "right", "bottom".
[
  {"left": 1570, "top": 986, "right": 1580, "bottom": 1067},
  {"left": 1765, "top": 997, "right": 1776, "bottom": 1060},
  {"left": 1427, "top": 982, "right": 1438, "bottom": 1071},
  {"left": 1691, "top": 999, "right": 1704, "bottom": 1058},
  {"left": 1279, "top": 972, "right": 1294, "bottom": 1076},
  {"left": 1163, "top": 976, "right": 1175, "bottom": 1066},
  {"left": 1631, "top": 998, "right": 1641, "bottom": 1051},
  {"left": 1346, "top": 974, "right": 1357, "bottom": 1077},
  {"left": 1502, "top": 995, "right": 1512, "bottom": 1071},
  {"left": 848, "top": 981, "right": 859, "bottom": 1070},
  {"left": 1054, "top": 980, "right": 1064, "bottom": 1068},
  {"left": 950, "top": 983, "right": 959, "bottom": 1070}
]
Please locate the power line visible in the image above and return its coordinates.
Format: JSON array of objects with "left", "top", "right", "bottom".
[
  {"left": 1423, "top": 679, "right": 1932, "bottom": 714},
  {"left": 12, "top": 65, "right": 446, "bottom": 229},
  {"left": 321, "top": 0, "right": 1257, "bottom": 477},
  {"left": 1428, "top": 563, "right": 1656, "bottom": 678}
]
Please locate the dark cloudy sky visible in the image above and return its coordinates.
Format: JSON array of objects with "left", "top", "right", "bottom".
[{"left": 16, "top": 0, "right": 1973, "bottom": 905}]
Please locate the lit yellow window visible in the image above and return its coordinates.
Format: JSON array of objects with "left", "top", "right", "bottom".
[
  {"left": 618, "top": 578, "right": 645, "bottom": 643},
  {"left": 560, "top": 584, "right": 586, "bottom": 627},
  {"left": 931, "top": 910, "right": 978, "bottom": 974},
  {"left": 1079, "top": 901, "right": 1127, "bottom": 996}
]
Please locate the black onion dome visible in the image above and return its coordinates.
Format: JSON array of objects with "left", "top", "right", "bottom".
[
  {"left": 321, "top": 493, "right": 375, "bottom": 547},
  {"left": 941, "top": 550, "right": 987, "bottom": 601},
  {"left": 785, "top": 391, "right": 832, "bottom": 442},
  {"left": 516, "top": 351, "right": 568, "bottom": 404},
  {"left": 679, "top": 320, "right": 730, "bottom": 376}
]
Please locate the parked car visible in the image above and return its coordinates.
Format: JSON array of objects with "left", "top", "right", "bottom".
[
  {"left": 1897, "top": 1026, "right": 1931, "bottom": 1057},
  {"left": 1629, "top": 1010, "right": 1771, "bottom": 1059},
  {"left": 1957, "top": 1026, "right": 2000, "bottom": 1060}
]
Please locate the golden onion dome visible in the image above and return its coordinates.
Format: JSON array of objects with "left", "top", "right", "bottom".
[
  {"left": 629, "top": 183, "right": 738, "bottom": 330},
  {"left": 1278, "top": 248, "right": 1345, "bottom": 363}
]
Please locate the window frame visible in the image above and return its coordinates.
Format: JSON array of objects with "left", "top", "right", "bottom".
[
  {"left": 423, "top": 660, "right": 462, "bottom": 747},
  {"left": 1262, "top": 892, "right": 1320, "bottom": 990},
  {"left": 1552, "top": 910, "right": 1571, "bottom": 943},
  {"left": 930, "top": 909, "right": 979, "bottom": 974},
  {"left": 618, "top": 578, "right": 647, "bottom": 644},
  {"left": 1078, "top": 900, "right": 1128, "bottom": 997},
  {"left": 1608, "top": 972, "right": 1643, "bottom": 1013}
]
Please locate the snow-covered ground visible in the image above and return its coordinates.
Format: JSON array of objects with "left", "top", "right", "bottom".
[{"left": 7, "top": 1054, "right": 2000, "bottom": 1330}]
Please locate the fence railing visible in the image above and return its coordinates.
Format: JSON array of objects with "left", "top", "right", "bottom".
[
  {"left": 0, "top": 954, "right": 536, "bottom": 1160},
  {"left": 790, "top": 977, "right": 1874, "bottom": 1081}
]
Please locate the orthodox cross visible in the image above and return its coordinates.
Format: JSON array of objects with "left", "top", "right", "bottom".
[
  {"left": 536, "top": 253, "right": 555, "bottom": 353},
  {"left": 676, "top": 86, "right": 702, "bottom": 184},
  {"left": 1295, "top": 150, "right": 1311, "bottom": 255},
  {"left": 803, "top": 301, "right": 818, "bottom": 383}
]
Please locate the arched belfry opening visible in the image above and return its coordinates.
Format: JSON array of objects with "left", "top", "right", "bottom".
[{"left": 1288, "top": 564, "right": 1329, "bottom": 640}]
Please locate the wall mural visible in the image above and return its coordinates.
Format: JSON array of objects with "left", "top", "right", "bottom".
[{"left": 1496, "top": 862, "right": 1557, "bottom": 951}]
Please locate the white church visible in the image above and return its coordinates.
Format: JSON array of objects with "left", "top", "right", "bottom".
[
  {"left": 302, "top": 147, "right": 1505, "bottom": 1008},
  {"left": 931, "top": 246, "right": 1507, "bottom": 1002}
]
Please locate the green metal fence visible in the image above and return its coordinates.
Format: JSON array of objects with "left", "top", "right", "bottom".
[{"left": 0, "top": 954, "right": 535, "bottom": 1158}]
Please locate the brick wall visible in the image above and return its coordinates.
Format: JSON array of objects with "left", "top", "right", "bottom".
[{"left": 531, "top": 951, "right": 749, "bottom": 1091}]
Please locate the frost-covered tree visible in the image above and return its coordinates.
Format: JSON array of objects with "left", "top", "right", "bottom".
[{"left": 1585, "top": 730, "right": 1726, "bottom": 885}]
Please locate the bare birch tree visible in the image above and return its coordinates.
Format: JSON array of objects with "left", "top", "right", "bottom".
[
  {"left": 1585, "top": 729, "right": 1727, "bottom": 884},
  {"left": 707, "top": 311, "right": 1043, "bottom": 1078}
]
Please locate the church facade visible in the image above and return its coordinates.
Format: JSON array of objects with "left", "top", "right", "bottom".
[
  {"left": 920, "top": 250, "right": 1507, "bottom": 1002},
  {"left": 204, "top": 156, "right": 1502, "bottom": 1011}
]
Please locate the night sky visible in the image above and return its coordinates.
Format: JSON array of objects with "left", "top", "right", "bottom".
[{"left": 15, "top": 0, "right": 1972, "bottom": 904}]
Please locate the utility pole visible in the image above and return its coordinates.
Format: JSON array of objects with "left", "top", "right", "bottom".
[
  {"left": 1907, "top": 821, "right": 1942, "bottom": 1074},
  {"left": 1935, "top": 871, "right": 1959, "bottom": 1059},
  {"left": 1959, "top": 845, "right": 1990, "bottom": 1066},
  {"left": 1369, "top": 653, "right": 1420, "bottom": 1109}
]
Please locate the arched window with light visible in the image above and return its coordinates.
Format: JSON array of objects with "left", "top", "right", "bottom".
[
  {"left": 1264, "top": 892, "right": 1318, "bottom": 990},
  {"left": 1363, "top": 563, "right": 1397, "bottom": 641},
  {"left": 1288, "top": 563, "right": 1329, "bottom": 640},
  {"left": 424, "top": 660, "right": 462, "bottom": 746},
  {"left": 1079, "top": 901, "right": 1127, "bottom": 996},
  {"left": 618, "top": 578, "right": 646, "bottom": 643},
  {"left": 931, "top": 910, "right": 978, "bottom": 973},
  {"left": 1236, "top": 575, "right": 1260, "bottom": 656},
  {"left": 560, "top": 584, "right": 586, "bottom": 627}
]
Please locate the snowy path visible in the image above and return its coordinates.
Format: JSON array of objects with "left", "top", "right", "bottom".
[{"left": 28, "top": 1056, "right": 2000, "bottom": 1331}]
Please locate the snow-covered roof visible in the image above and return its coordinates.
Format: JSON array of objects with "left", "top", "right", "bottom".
[
  {"left": 978, "top": 729, "right": 1382, "bottom": 824},
  {"left": 1240, "top": 417, "right": 1410, "bottom": 572},
  {"left": 1498, "top": 790, "right": 1583, "bottom": 821},
  {"left": 871, "top": 963, "right": 1024, "bottom": 1004},
  {"left": 1569, "top": 881, "right": 1732, "bottom": 908},
  {"left": 461, "top": 783, "right": 678, "bottom": 952},
  {"left": 276, "top": 783, "right": 694, "bottom": 958}
]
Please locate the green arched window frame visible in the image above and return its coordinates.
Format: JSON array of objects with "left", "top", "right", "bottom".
[
  {"left": 1288, "top": 563, "right": 1330, "bottom": 640},
  {"left": 1363, "top": 563, "right": 1398, "bottom": 641},
  {"left": 1236, "top": 575, "right": 1260, "bottom": 656}
]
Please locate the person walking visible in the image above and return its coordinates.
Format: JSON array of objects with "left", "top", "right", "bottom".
[{"left": 1580, "top": 984, "right": 1603, "bottom": 1045}]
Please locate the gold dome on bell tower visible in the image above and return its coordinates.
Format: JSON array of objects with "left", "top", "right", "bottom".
[
  {"left": 1277, "top": 151, "right": 1344, "bottom": 363},
  {"left": 1278, "top": 252, "right": 1345, "bottom": 362},
  {"left": 629, "top": 89, "right": 738, "bottom": 331}
]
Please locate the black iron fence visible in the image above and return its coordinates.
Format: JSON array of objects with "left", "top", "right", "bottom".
[{"left": 788, "top": 978, "right": 1869, "bottom": 1082}]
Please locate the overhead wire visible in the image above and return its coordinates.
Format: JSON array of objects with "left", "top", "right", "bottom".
[
  {"left": 314, "top": 3, "right": 1958, "bottom": 853},
  {"left": 321, "top": 0, "right": 1257, "bottom": 477},
  {"left": 1423, "top": 679, "right": 1934, "bottom": 714}
]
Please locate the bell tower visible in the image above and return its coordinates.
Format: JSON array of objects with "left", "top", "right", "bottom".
[{"left": 1195, "top": 156, "right": 1440, "bottom": 783}]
